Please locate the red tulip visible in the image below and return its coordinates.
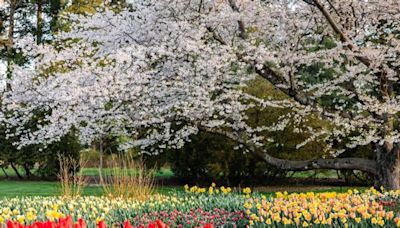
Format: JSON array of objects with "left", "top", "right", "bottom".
[
  {"left": 58, "top": 216, "right": 73, "bottom": 228},
  {"left": 123, "top": 221, "right": 133, "bottom": 228},
  {"left": 30, "top": 222, "right": 44, "bottom": 228},
  {"left": 43, "top": 221, "right": 54, "bottom": 228},
  {"left": 97, "top": 221, "right": 106, "bottom": 228},
  {"left": 155, "top": 220, "right": 168, "bottom": 228},
  {"left": 76, "top": 219, "right": 86, "bottom": 228},
  {"left": 203, "top": 224, "right": 214, "bottom": 228},
  {"left": 7, "top": 221, "right": 21, "bottom": 228}
]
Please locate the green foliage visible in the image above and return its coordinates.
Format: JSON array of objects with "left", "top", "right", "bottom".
[
  {"left": 245, "top": 77, "right": 329, "bottom": 160},
  {"left": 63, "top": 0, "right": 127, "bottom": 15},
  {"left": 0, "top": 125, "right": 81, "bottom": 178},
  {"left": 168, "top": 131, "right": 286, "bottom": 185},
  {"left": 36, "top": 133, "right": 82, "bottom": 177}
]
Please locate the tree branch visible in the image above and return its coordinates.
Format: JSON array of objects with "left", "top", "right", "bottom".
[
  {"left": 253, "top": 63, "right": 311, "bottom": 105},
  {"left": 257, "top": 151, "right": 378, "bottom": 175},
  {"left": 214, "top": 1, "right": 369, "bottom": 116},
  {"left": 228, "top": 0, "right": 247, "bottom": 39},
  {"left": 201, "top": 126, "right": 378, "bottom": 175},
  {"left": 310, "top": 0, "right": 371, "bottom": 66},
  {"left": 206, "top": 27, "right": 227, "bottom": 45}
]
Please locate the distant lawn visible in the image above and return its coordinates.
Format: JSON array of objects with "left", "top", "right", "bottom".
[
  {"left": 0, "top": 167, "right": 175, "bottom": 178},
  {"left": 81, "top": 167, "right": 174, "bottom": 178},
  {"left": 0, "top": 180, "right": 180, "bottom": 198},
  {"left": 290, "top": 170, "right": 338, "bottom": 179},
  {"left": 0, "top": 181, "right": 103, "bottom": 198},
  {"left": 2, "top": 166, "right": 339, "bottom": 179}
]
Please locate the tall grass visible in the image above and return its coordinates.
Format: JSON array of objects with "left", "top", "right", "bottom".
[
  {"left": 100, "top": 154, "right": 155, "bottom": 200},
  {"left": 57, "top": 154, "right": 88, "bottom": 197}
]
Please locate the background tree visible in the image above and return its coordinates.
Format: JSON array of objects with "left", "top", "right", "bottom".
[{"left": 0, "top": 0, "right": 108, "bottom": 178}]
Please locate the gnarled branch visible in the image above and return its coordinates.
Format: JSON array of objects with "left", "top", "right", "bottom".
[
  {"left": 257, "top": 151, "right": 378, "bottom": 175},
  {"left": 201, "top": 126, "right": 378, "bottom": 175}
]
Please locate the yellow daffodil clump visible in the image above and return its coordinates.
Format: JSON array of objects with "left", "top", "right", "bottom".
[{"left": 246, "top": 187, "right": 400, "bottom": 227}]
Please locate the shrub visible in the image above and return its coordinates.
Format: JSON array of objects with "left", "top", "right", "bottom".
[
  {"left": 36, "top": 132, "right": 82, "bottom": 178},
  {"left": 168, "top": 131, "right": 286, "bottom": 186},
  {"left": 0, "top": 125, "right": 82, "bottom": 179}
]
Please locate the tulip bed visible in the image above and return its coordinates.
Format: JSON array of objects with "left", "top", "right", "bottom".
[{"left": 1, "top": 186, "right": 400, "bottom": 227}]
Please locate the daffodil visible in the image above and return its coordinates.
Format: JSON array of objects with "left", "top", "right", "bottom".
[{"left": 243, "top": 187, "right": 251, "bottom": 195}]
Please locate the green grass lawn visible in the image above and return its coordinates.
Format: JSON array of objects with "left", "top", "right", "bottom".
[
  {"left": 0, "top": 181, "right": 102, "bottom": 198},
  {"left": 0, "top": 180, "right": 180, "bottom": 198},
  {"left": 1, "top": 166, "right": 339, "bottom": 179},
  {"left": 0, "top": 167, "right": 175, "bottom": 178},
  {"left": 289, "top": 169, "right": 339, "bottom": 178},
  {"left": 81, "top": 167, "right": 174, "bottom": 178}
]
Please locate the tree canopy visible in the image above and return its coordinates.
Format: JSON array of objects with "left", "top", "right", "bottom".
[{"left": 1, "top": 0, "right": 400, "bottom": 188}]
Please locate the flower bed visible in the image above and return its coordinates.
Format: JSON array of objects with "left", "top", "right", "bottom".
[{"left": 1, "top": 186, "right": 400, "bottom": 227}]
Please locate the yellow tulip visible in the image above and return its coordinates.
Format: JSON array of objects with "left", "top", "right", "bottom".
[{"left": 355, "top": 217, "right": 361, "bottom": 223}]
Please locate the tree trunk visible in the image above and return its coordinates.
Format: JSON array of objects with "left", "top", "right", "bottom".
[
  {"left": 375, "top": 143, "right": 400, "bottom": 190},
  {"left": 23, "top": 163, "right": 33, "bottom": 179},
  {"left": 10, "top": 162, "right": 22, "bottom": 179},
  {"left": 98, "top": 139, "right": 104, "bottom": 184},
  {"left": 36, "top": 0, "right": 43, "bottom": 44},
  {"left": 6, "top": 0, "right": 16, "bottom": 91},
  {"left": 1, "top": 167, "right": 9, "bottom": 178}
]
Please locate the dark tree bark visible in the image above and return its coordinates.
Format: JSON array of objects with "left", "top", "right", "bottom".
[
  {"left": 98, "top": 138, "right": 104, "bottom": 184},
  {"left": 6, "top": 0, "right": 16, "bottom": 91},
  {"left": 10, "top": 162, "right": 22, "bottom": 179},
  {"left": 36, "top": 0, "right": 43, "bottom": 44},
  {"left": 375, "top": 143, "right": 400, "bottom": 190},
  {"left": 254, "top": 151, "right": 377, "bottom": 175},
  {"left": 23, "top": 163, "right": 33, "bottom": 179},
  {"left": 1, "top": 167, "right": 9, "bottom": 178}
]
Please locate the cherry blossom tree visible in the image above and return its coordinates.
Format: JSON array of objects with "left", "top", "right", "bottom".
[{"left": 2, "top": 0, "right": 400, "bottom": 189}]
